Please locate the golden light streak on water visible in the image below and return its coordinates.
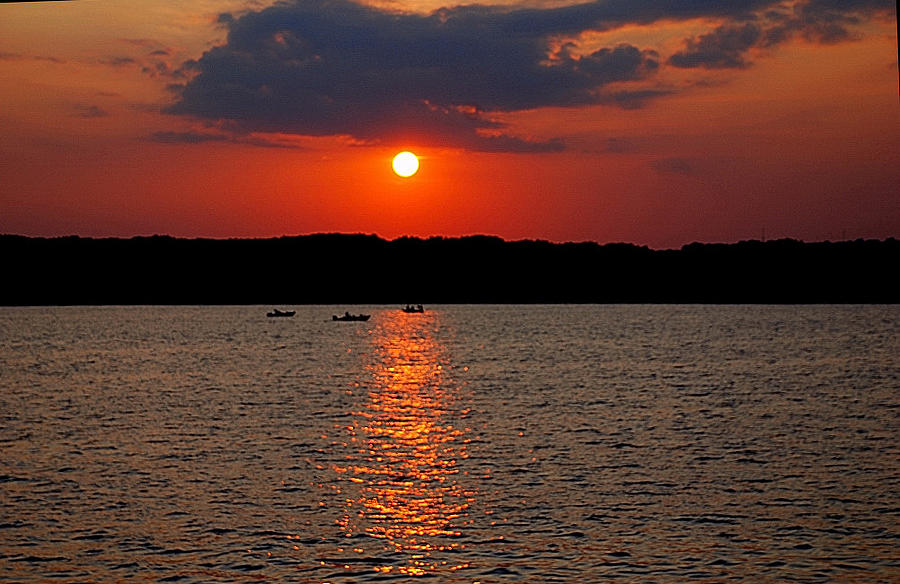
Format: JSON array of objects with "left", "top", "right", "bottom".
[{"left": 334, "top": 309, "right": 474, "bottom": 576}]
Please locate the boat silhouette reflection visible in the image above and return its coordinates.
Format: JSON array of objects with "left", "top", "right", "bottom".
[{"left": 333, "top": 309, "right": 474, "bottom": 576}]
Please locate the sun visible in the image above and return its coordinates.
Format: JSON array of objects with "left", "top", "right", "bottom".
[{"left": 392, "top": 151, "right": 419, "bottom": 177}]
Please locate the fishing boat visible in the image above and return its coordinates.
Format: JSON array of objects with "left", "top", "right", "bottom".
[
  {"left": 402, "top": 304, "right": 425, "bottom": 313},
  {"left": 332, "top": 312, "right": 370, "bottom": 321},
  {"left": 266, "top": 309, "right": 295, "bottom": 317}
]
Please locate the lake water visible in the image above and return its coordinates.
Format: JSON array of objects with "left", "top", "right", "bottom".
[{"left": 1, "top": 305, "right": 898, "bottom": 583}]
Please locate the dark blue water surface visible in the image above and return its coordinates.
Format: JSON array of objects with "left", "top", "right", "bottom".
[{"left": 1, "top": 305, "right": 898, "bottom": 582}]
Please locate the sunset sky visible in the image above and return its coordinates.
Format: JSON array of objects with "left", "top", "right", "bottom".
[{"left": 1, "top": 0, "right": 897, "bottom": 248}]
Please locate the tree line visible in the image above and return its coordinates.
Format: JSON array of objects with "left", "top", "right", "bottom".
[{"left": 1, "top": 233, "right": 896, "bottom": 305}]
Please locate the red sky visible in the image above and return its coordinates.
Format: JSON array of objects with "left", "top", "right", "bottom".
[{"left": 1, "top": 0, "right": 897, "bottom": 249}]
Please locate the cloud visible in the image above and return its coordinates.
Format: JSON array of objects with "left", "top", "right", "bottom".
[
  {"left": 150, "top": 131, "right": 229, "bottom": 144},
  {"left": 671, "top": 0, "right": 895, "bottom": 69},
  {"left": 165, "top": 0, "right": 891, "bottom": 150},
  {"left": 785, "top": 0, "right": 895, "bottom": 43},
  {"left": 166, "top": 0, "right": 673, "bottom": 151},
  {"left": 101, "top": 56, "right": 137, "bottom": 67},
  {"left": 595, "top": 88, "right": 674, "bottom": 109},
  {"left": 0, "top": 51, "right": 65, "bottom": 64},
  {"left": 669, "top": 23, "right": 762, "bottom": 69},
  {"left": 94, "top": 39, "right": 185, "bottom": 80},
  {"left": 148, "top": 130, "right": 305, "bottom": 149}
]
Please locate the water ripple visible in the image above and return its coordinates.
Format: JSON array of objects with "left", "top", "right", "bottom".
[{"left": 0, "top": 305, "right": 897, "bottom": 582}]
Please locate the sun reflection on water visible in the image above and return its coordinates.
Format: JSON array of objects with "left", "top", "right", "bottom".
[{"left": 333, "top": 309, "right": 473, "bottom": 576}]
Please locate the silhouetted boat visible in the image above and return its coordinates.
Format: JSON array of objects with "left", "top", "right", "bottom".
[
  {"left": 267, "top": 309, "right": 295, "bottom": 317},
  {"left": 402, "top": 304, "right": 425, "bottom": 313},
  {"left": 333, "top": 312, "right": 370, "bottom": 322}
]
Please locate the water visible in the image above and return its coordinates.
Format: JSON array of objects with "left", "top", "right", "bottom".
[{"left": 1, "top": 305, "right": 898, "bottom": 582}]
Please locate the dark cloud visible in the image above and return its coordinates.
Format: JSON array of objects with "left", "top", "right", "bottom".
[
  {"left": 166, "top": 0, "right": 680, "bottom": 151},
  {"left": 671, "top": 0, "right": 894, "bottom": 69},
  {"left": 595, "top": 88, "right": 674, "bottom": 109},
  {"left": 0, "top": 51, "right": 65, "bottom": 63},
  {"left": 142, "top": 60, "right": 183, "bottom": 79},
  {"left": 149, "top": 130, "right": 304, "bottom": 149},
  {"left": 165, "top": 0, "right": 889, "bottom": 150},
  {"left": 104, "top": 39, "right": 184, "bottom": 80},
  {"left": 787, "top": 0, "right": 895, "bottom": 44},
  {"left": 150, "top": 131, "right": 229, "bottom": 144},
  {"left": 102, "top": 56, "right": 137, "bottom": 66},
  {"left": 669, "top": 23, "right": 762, "bottom": 69}
]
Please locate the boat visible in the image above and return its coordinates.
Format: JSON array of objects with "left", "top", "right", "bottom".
[
  {"left": 402, "top": 304, "right": 425, "bottom": 313},
  {"left": 266, "top": 309, "right": 295, "bottom": 317},
  {"left": 332, "top": 312, "right": 370, "bottom": 322}
]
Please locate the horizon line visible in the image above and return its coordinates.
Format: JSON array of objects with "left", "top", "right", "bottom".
[{"left": 2, "top": 231, "right": 896, "bottom": 252}]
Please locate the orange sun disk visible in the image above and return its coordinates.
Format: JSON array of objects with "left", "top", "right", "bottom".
[{"left": 392, "top": 152, "right": 419, "bottom": 177}]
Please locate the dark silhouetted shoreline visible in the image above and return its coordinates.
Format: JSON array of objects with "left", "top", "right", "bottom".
[{"left": 1, "top": 234, "right": 896, "bottom": 305}]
